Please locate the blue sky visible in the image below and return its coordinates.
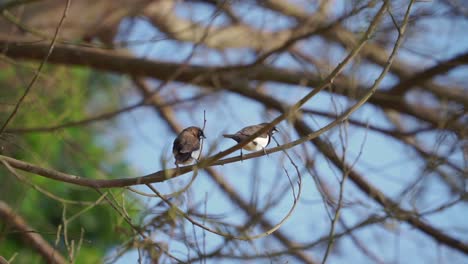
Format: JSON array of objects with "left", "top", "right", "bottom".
[{"left": 105, "top": 1, "right": 468, "bottom": 263}]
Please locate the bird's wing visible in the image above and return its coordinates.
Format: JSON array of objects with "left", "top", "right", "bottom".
[
  {"left": 172, "top": 137, "right": 182, "bottom": 154},
  {"left": 238, "top": 124, "right": 267, "bottom": 139},
  {"left": 178, "top": 134, "right": 200, "bottom": 153}
]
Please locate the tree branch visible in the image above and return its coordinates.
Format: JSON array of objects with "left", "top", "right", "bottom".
[
  {"left": 0, "top": 201, "right": 68, "bottom": 264},
  {"left": 132, "top": 78, "right": 317, "bottom": 263}
]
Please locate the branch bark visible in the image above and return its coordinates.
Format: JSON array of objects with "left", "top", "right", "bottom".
[
  {"left": 2, "top": 37, "right": 463, "bottom": 137},
  {"left": 0, "top": 201, "right": 67, "bottom": 264}
]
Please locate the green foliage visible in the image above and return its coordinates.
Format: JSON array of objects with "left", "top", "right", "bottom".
[{"left": 0, "top": 64, "right": 139, "bottom": 263}]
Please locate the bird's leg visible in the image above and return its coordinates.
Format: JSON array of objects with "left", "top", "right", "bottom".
[
  {"left": 262, "top": 147, "right": 268, "bottom": 156},
  {"left": 240, "top": 149, "right": 244, "bottom": 162}
]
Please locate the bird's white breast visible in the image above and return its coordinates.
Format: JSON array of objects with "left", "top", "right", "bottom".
[
  {"left": 190, "top": 138, "right": 203, "bottom": 160},
  {"left": 191, "top": 148, "right": 201, "bottom": 160},
  {"left": 243, "top": 136, "right": 269, "bottom": 151}
]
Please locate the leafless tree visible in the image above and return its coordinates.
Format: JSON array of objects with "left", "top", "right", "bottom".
[{"left": 0, "top": 0, "right": 467, "bottom": 263}]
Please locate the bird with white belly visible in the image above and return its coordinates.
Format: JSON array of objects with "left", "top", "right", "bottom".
[
  {"left": 223, "top": 123, "right": 278, "bottom": 159},
  {"left": 172, "top": 126, "right": 206, "bottom": 167}
]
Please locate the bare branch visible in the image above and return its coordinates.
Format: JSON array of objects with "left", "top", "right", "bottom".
[{"left": 0, "top": 201, "right": 68, "bottom": 264}]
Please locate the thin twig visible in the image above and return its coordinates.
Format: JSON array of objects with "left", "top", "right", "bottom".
[{"left": 0, "top": 0, "right": 71, "bottom": 133}]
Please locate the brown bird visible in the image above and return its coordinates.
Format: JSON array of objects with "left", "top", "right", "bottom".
[
  {"left": 223, "top": 123, "right": 278, "bottom": 158},
  {"left": 173, "top": 126, "right": 206, "bottom": 166}
]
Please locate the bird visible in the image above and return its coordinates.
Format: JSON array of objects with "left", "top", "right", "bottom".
[
  {"left": 172, "top": 126, "right": 206, "bottom": 166},
  {"left": 223, "top": 123, "right": 278, "bottom": 158}
]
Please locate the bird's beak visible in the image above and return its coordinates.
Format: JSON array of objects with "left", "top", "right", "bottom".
[{"left": 201, "top": 131, "right": 206, "bottom": 139}]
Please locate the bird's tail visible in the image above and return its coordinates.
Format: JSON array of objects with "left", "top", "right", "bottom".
[{"left": 223, "top": 134, "right": 240, "bottom": 142}]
